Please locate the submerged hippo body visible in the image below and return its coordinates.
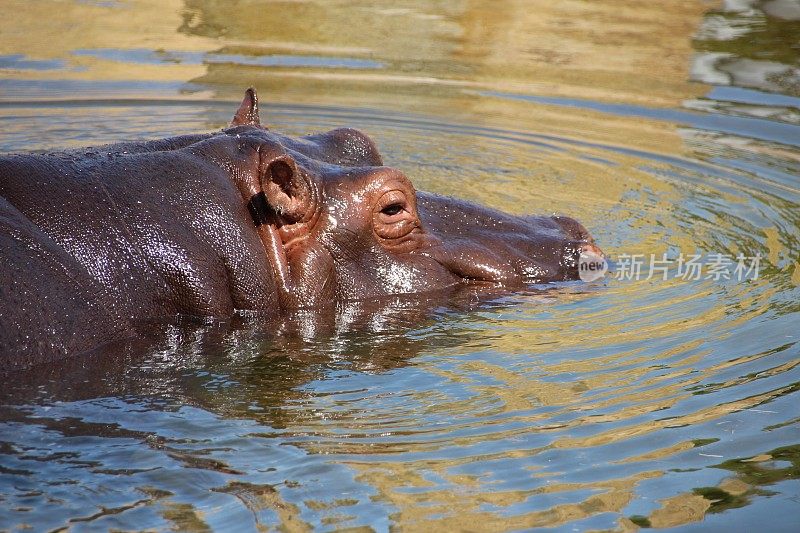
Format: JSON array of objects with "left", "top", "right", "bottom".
[{"left": 0, "top": 89, "right": 602, "bottom": 369}]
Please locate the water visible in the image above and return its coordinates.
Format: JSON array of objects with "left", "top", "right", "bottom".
[{"left": 1, "top": 1, "right": 799, "bottom": 530}]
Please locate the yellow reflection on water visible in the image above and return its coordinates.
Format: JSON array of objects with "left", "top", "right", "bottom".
[
  {"left": 4, "top": 1, "right": 797, "bottom": 531},
  {"left": 2, "top": 0, "right": 708, "bottom": 107},
  {"left": 0, "top": 0, "right": 209, "bottom": 81}
]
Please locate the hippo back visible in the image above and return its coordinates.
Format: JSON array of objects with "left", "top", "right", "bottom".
[{"left": 0, "top": 139, "right": 278, "bottom": 369}]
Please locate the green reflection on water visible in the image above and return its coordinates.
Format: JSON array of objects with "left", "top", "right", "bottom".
[
  {"left": 0, "top": 0, "right": 799, "bottom": 531},
  {"left": 694, "top": 2, "right": 800, "bottom": 67}
]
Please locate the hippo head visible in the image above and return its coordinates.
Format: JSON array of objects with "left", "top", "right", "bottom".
[{"left": 225, "top": 89, "right": 603, "bottom": 309}]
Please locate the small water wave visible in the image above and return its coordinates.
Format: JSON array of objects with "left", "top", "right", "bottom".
[{"left": 1, "top": 99, "right": 797, "bottom": 530}]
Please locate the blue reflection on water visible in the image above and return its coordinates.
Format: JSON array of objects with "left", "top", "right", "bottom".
[{"left": 71, "top": 48, "right": 385, "bottom": 69}]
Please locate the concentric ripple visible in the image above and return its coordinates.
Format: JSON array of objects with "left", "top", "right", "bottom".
[{"left": 0, "top": 100, "right": 798, "bottom": 531}]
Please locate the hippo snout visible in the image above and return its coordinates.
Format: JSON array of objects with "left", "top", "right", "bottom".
[
  {"left": 552, "top": 216, "right": 604, "bottom": 281},
  {"left": 561, "top": 241, "right": 607, "bottom": 281},
  {"left": 551, "top": 215, "right": 593, "bottom": 242}
]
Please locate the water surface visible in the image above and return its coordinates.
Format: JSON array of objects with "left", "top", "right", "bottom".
[{"left": 1, "top": 1, "right": 799, "bottom": 530}]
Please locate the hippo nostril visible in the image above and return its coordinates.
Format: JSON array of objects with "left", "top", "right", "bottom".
[
  {"left": 552, "top": 215, "right": 591, "bottom": 241},
  {"left": 580, "top": 242, "right": 604, "bottom": 258},
  {"left": 561, "top": 241, "right": 606, "bottom": 281}
]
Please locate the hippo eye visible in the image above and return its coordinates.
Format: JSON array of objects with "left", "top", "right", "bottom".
[
  {"left": 381, "top": 203, "right": 404, "bottom": 216},
  {"left": 373, "top": 187, "right": 418, "bottom": 242}
]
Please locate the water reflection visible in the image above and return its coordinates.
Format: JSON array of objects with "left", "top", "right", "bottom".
[
  {"left": 0, "top": 285, "right": 522, "bottom": 415},
  {"left": 1, "top": 0, "right": 799, "bottom": 530},
  {"left": 628, "top": 443, "right": 800, "bottom": 529},
  {"left": 1, "top": 98, "right": 798, "bottom": 529},
  {"left": 693, "top": 0, "right": 800, "bottom": 96}
]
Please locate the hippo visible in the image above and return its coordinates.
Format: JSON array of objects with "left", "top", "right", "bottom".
[{"left": 0, "top": 89, "right": 602, "bottom": 369}]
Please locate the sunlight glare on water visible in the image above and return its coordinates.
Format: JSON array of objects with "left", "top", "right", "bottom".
[{"left": 0, "top": 0, "right": 799, "bottom": 531}]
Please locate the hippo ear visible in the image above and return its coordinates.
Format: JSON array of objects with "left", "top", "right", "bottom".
[
  {"left": 261, "top": 155, "right": 311, "bottom": 223},
  {"left": 231, "top": 87, "right": 262, "bottom": 127}
]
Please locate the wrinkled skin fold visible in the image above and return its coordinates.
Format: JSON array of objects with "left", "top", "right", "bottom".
[{"left": 0, "top": 88, "right": 602, "bottom": 369}]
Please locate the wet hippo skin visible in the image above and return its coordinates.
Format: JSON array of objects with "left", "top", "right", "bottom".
[{"left": 0, "top": 89, "right": 602, "bottom": 369}]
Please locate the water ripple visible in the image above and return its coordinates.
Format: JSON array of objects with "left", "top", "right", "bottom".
[{"left": 0, "top": 101, "right": 798, "bottom": 531}]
